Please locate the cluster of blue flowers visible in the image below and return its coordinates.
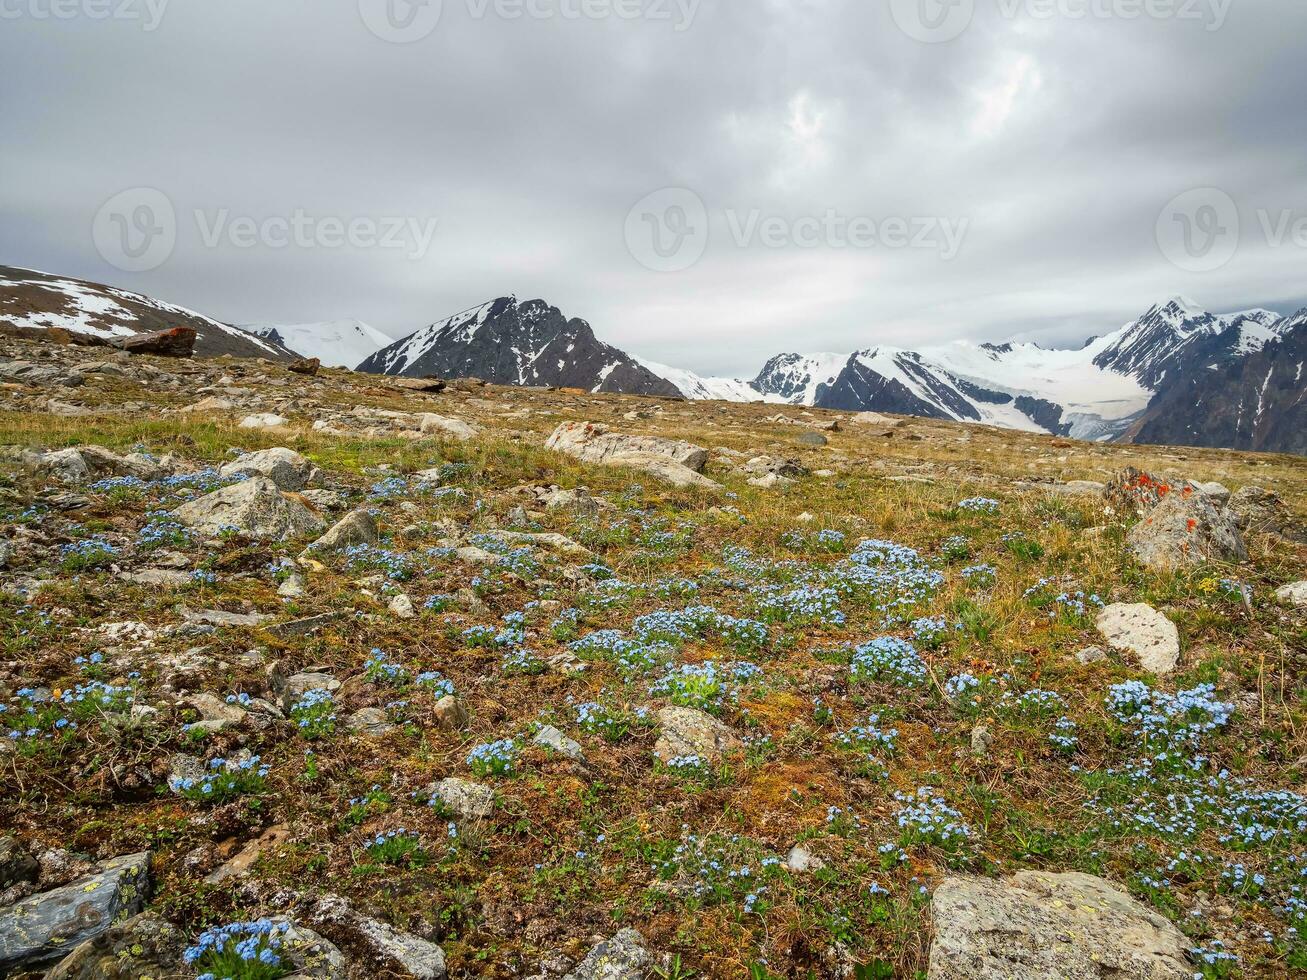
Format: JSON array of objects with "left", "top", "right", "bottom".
[
  {"left": 170, "top": 756, "right": 269, "bottom": 803},
  {"left": 957, "top": 497, "right": 1000, "bottom": 514},
  {"left": 849, "top": 637, "right": 928, "bottom": 687},
  {"left": 363, "top": 650, "right": 412, "bottom": 686},
  {"left": 893, "top": 787, "right": 974, "bottom": 853},
  {"left": 651, "top": 832, "right": 784, "bottom": 911},
  {"left": 59, "top": 537, "right": 117, "bottom": 570},
  {"left": 288, "top": 689, "right": 337, "bottom": 739},
  {"left": 649, "top": 661, "right": 762, "bottom": 713},
  {"left": 184, "top": 918, "right": 289, "bottom": 979},
  {"left": 467, "top": 738, "right": 519, "bottom": 777}
]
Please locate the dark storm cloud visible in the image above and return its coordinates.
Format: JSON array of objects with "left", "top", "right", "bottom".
[{"left": 1, "top": 0, "right": 1303, "bottom": 376}]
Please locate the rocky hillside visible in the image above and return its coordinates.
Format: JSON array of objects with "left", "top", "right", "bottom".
[
  {"left": 356, "top": 297, "right": 683, "bottom": 398},
  {"left": 0, "top": 333, "right": 1304, "bottom": 979},
  {"left": 0, "top": 265, "right": 299, "bottom": 361}
]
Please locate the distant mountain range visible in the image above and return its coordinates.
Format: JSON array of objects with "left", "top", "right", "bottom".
[
  {"left": 1, "top": 266, "right": 1302, "bottom": 455},
  {"left": 0, "top": 265, "right": 296, "bottom": 361},
  {"left": 357, "top": 293, "right": 1305, "bottom": 453}
]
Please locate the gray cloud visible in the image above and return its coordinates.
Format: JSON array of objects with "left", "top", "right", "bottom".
[{"left": 2, "top": 0, "right": 1304, "bottom": 376}]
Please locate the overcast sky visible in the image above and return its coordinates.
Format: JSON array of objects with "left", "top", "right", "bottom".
[{"left": 2, "top": 0, "right": 1304, "bottom": 376}]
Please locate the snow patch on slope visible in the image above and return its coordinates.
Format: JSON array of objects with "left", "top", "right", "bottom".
[{"left": 239, "top": 319, "right": 393, "bottom": 368}]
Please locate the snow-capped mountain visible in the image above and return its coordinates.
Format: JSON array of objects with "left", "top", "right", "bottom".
[
  {"left": 1091, "top": 296, "right": 1285, "bottom": 388},
  {"left": 356, "top": 296, "right": 682, "bottom": 397},
  {"left": 1132, "top": 311, "right": 1307, "bottom": 454},
  {"left": 0, "top": 265, "right": 296, "bottom": 361},
  {"left": 238, "top": 319, "right": 392, "bottom": 369},
  {"left": 751, "top": 353, "right": 849, "bottom": 404}
]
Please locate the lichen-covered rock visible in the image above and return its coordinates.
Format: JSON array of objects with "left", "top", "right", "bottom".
[
  {"left": 653, "top": 707, "right": 742, "bottom": 763},
  {"left": 0, "top": 851, "right": 151, "bottom": 971},
  {"left": 1096, "top": 603, "right": 1181, "bottom": 675},
  {"left": 45, "top": 912, "right": 185, "bottom": 980},
  {"left": 429, "top": 777, "right": 495, "bottom": 821},
  {"left": 174, "top": 477, "right": 325, "bottom": 540},
  {"left": 297, "top": 893, "right": 447, "bottom": 980},
  {"left": 561, "top": 929, "right": 653, "bottom": 980},
  {"left": 533, "top": 724, "right": 584, "bottom": 761},
  {"left": 219, "top": 447, "right": 320, "bottom": 490},
  {"left": 927, "top": 871, "right": 1191, "bottom": 979},
  {"left": 419, "top": 413, "right": 479, "bottom": 441},
  {"left": 1126, "top": 490, "right": 1246, "bottom": 571}
]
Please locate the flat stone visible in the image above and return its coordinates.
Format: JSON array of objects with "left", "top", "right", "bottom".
[
  {"left": 1096, "top": 604, "right": 1181, "bottom": 675},
  {"left": 419, "top": 413, "right": 479, "bottom": 441},
  {"left": 45, "top": 913, "right": 186, "bottom": 980},
  {"left": 430, "top": 777, "right": 494, "bottom": 821},
  {"left": 239, "top": 413, "right": 290, "bottom": 429},
  {"left": 1075, "top": 645, "right": 1109, "bottom": 665},
  {"left": 928, "top": 871, "right": 1191, "bottom": 979},
  {"left": 533, "top": 725, "right": 584, "bottom": 761},
  {"left": 0, "top": 851, "right": 151, "bottom": 971}
]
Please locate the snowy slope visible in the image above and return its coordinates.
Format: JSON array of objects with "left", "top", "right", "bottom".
[
  {"left": 238, "top": 319, "right": 393, "bottom": 369},
  {"left": 632, "top": 357, "right": 774, "bottom": 402},
  {"left": 0, "top": 265, "right": 294, "bottom": 360},
  {"left": 750, "top": 352, "right": 849, "bottom": 404}
]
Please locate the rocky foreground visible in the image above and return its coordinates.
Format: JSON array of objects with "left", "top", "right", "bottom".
[{"left": 0, "top": 335, "right": 1304, "bottom": 979}]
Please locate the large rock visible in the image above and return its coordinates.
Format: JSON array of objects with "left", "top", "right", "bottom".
[
  {"left": 110, "top": 326, "right": 196, "bottom": 357},
  {"left": 220, "top": 447, "right": 320, "bottom": 490},
  {"left": 174, "top": 477, "right": 325, "bottom": 540},
  {"left": 1276, "top": 581, "right": 1307, "bottom": 608},
  {"left": 546, "top": 421, "right": 709, "bottom": 471},
  {"left": 653, "top": 706, "right": 742, "bottom": 763},
  {"left": 562, "top": 929, "right": 653, "bottom": 980},
  {"left": 1096, "top": 603, "right": 1181, "bottom": 675},
  {"left": 38, "top": 445, "right": 188, "bottom": 485},
  {"left": 928, "top": 871, "right": 1191, "bottom": 979},
  {"left": 1224, "top": 486, "right": 1305, "bottom": 542},
  {"left": 419, "top": 413, "right": 479, "bottom": 441},
  {"left": 0, "top": 851, "right": 151, "bottom": 971},
  {"left": 45, "top": 913, "right": 186, "bottom": 980},
  {"left": 1126, "top": 490, "right": 1246, "bottom": 571},
  {"left": 304, "top": 509, "right": 380, "bottom": 553}
]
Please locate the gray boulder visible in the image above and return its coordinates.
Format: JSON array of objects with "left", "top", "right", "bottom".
[
  {"left": 220, "top": 447, "right": 320, "bottom": 490},
  {"left": 928, "top": 871, "right": 1191, "bottom": 979},
  {"left": 1126, "top": 490, "right": 1246, "bottom": 571},
  {"left": 299, "top": 893, "right": 447, "bottom": 980},
  {"left": 1276, "top": 581, "right": 1307, "bottom": 608},
  {"left": 0, "top": 851, "right": 150, "bottom": 971},
  {"left": 533, "top": 725, "right": 584, "bottom": 762},
  {"left": 562, "top": 929, "right": 653, "bottom": 980},
  {"left": 304, "top": 509, "right": 380, "bottom": 554},
  {"left": 174, "top": 477, "right": 325, "bottom": 540}
]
